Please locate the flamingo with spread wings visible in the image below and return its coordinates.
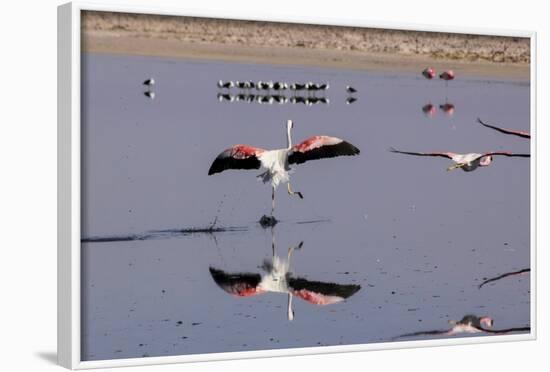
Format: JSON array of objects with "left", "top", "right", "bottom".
[
  {"left": 389, "top": 147, "right": 529, "bottom": 172},
  {"left": 208, "top": 120, "right": 360, "bottom": 216}
]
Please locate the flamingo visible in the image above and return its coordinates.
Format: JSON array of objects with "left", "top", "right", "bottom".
[
  {"left": 439, "top": 70, "right": 455, "bottom": 81},
  {"left": 389, "top": 147, "right": 529, "bottom": 172},
  {"left": 477, "top": 118, "right": 531, "bottom": 139},
  {"left": 422, "top": 103, "right": 436, "bottom": 117},
  {"left": 394, "top": 314, "right": 530, "bottom": 340},
  {"left": 208, "top": 120, "right": 360, "bottom": 216},
  {"left": 439, "top": 102, "right": 455, "bottom": 116},
  {"left": 422, "top": 67, "right": 436, "bottom": 79},
  {"left": 209, "top": 238, "right": 360, "bottom": 321},
  {"left": 478, "top": 268, "right": 530, "bottom": 289}
]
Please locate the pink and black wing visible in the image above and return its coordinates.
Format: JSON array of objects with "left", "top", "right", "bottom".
[
  {"left": 478, "top": 268, "right": 530, "bottom": 289},
  {"left": 208, "top": 145, "right": 266, "bottom": 175},
  {"left": 208, "top": 267, "right": 265, "bottom": 297},
  {"left": 288, "top": 136, "right": 360, "bottom": 165},
  {"left": 288, "top": 277, "right": 361, "bottom": 305},
  {"left": 481, "top": 151, "right": 530, "bottom": 158},
  {"left": 389, "top": 147, "right": 455, "bottom": 159},
  {"left": 477, "top": 118, "right": 530, "bottom": 139}
]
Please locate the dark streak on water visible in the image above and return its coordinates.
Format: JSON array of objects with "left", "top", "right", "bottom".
[{"left": 81, "top": 52, "right": 530, "bottom": 361}]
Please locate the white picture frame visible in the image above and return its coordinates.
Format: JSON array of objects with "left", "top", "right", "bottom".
[{"left": 58, "top": 1, "right": 537, "bottom": 369}]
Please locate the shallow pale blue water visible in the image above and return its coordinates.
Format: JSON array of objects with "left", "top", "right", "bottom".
[{"left": 81, "top": 52, "right": 530, "bottom": 361}]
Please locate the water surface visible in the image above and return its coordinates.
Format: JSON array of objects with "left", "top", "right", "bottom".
[{"left": 81, "top": 53, "right": 530, "bottom": 360}]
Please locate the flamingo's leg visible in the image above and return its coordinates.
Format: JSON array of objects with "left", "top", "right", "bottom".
[
  {"left": 447, "top": 163, "right": 465, "bottom": 172},
  {"left": 271, "top": 186, "right": 275, "bottom": 216},
  {"left": 287, "top": 183, "right": 304, "bottom": 199}
]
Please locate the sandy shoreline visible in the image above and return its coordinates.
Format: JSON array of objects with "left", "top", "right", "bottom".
[{"left": 82, "top": 11, "right": 530, "bottom": 80}]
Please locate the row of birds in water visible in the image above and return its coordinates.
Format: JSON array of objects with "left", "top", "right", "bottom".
[{"left": 217, "top": 80, "right": 340, "bottom": 94}]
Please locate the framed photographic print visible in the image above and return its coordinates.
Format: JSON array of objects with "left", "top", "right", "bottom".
[{"left": 58, "top": 1, "right": 536, "bottom": 369}]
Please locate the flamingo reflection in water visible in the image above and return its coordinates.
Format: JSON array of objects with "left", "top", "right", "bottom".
[
  {"left": 208, "top": 234, "right": 361, "bottom": 321},
  {"left": 394, "top": 314, "right": 530, "bottom": 340},
  {"left": 389, "top": 147, "right": 529, "bottom": 172}
]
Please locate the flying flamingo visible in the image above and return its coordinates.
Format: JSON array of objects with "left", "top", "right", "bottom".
[
  {"left": 393, "top": 314, "right": 530, "bottom": 340},
  {"left": 389, "top": 147, "right": 529, "bottom": 172},
  {"left": 208, "top": 237, "right": 360, "bottom": 321},
  {"left": 478, "top": 268, "right": 530, "bottom": 289},
  {"left": 477, "top": 118, "right": 531, "bottom": 139},
  {"left": 208, "top": 120, "right": 360, "bottom": 217},
  {"left": 422, "top": 67, "right": 436, "bottom": 79}
]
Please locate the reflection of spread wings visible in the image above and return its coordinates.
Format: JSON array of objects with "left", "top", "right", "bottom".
[
  {"left": 477, "top": 326, "right": 531, "bottom": 334},
  {"left": 478, "top": 268, "right": 530, "bottom": 289},
  {"left": 288, "top": 277, "right": 361, "bottom": 305},
  {"left": 209, "top": 267, "right": 265, "bottom": 297},
  {"left": 477, "top": 118, "right": 530, "bottom": 139}
]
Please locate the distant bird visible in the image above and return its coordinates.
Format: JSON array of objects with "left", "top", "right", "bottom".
[
  {"left": 316, "top": 82, "right": 330, "bottom": 91},
  {"left": 478, "top": 268, "right": 530, "bottom": 289},
  {"left": 217, "top": 93, "right": 234, "bottom": 102},
  {"left": 257, "top": 81, "right": 274, "bottom": 92},
  {"left": 143, "top": 78, "right": 155, "bottom": 86},
  {"left": 289, "top": 83, "right": 306, "bottom": 92},
  {"left": 257, "top": 95, "right": 274, "bottom": 104},
  {"left": 217, "top": 80, "right": 234, "bottom": 89},
  {"left": 143, "top": 91, "right": 155, "bottom": 99},
  {"left": 346, "top": 97, "right": 358, "bottom": 105},
  {"left": 318, "top": 97, "right": 329, "bottom": 104},
  {"left": 272, "top": 82, "right": 288, "bottom": 91},
  {"left": 235, "top": 81, "right": 249, "bottom": 90},
  {"left": 439, "top": 70, "right": 455, "bottom": 81},
  {"left": 389, "top": 147, "right": 530, "bottom": 172},
  {"left": 346, "top": 86, "right": 357, "bottom": 94},
  {"left": 477, "top": 118, "right": 530, "bottom": 139},
  {"left": 272, "top": 95, "right": 288, "bottom": 104},
  {"left": 439, "top": 102, "right": 455, "bottom": 116},
  {"left": 422, "top": 103, "right": 436, "bottom": 117},
  {"left": 209, "top": 239, "right": 360, "bottom": 321},
  {"left": 305, "top": 82, "right": 318, "bottom": 95},
  {"left": 422, "top": 67, "right": 436, "bottom": 79},
  {"left": 394, "top": 314, "right": 530, "bottom": 340},
  {"left": 208, "top": 120, "right": 360, "bottom": 216},
  {"left": 290, "top": 96, "right": 306, "bottom": 104}
]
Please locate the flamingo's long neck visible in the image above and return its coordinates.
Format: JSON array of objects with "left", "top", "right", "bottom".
[{"left": 286, "top": 124, "right": 292, "bottom": 149}]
